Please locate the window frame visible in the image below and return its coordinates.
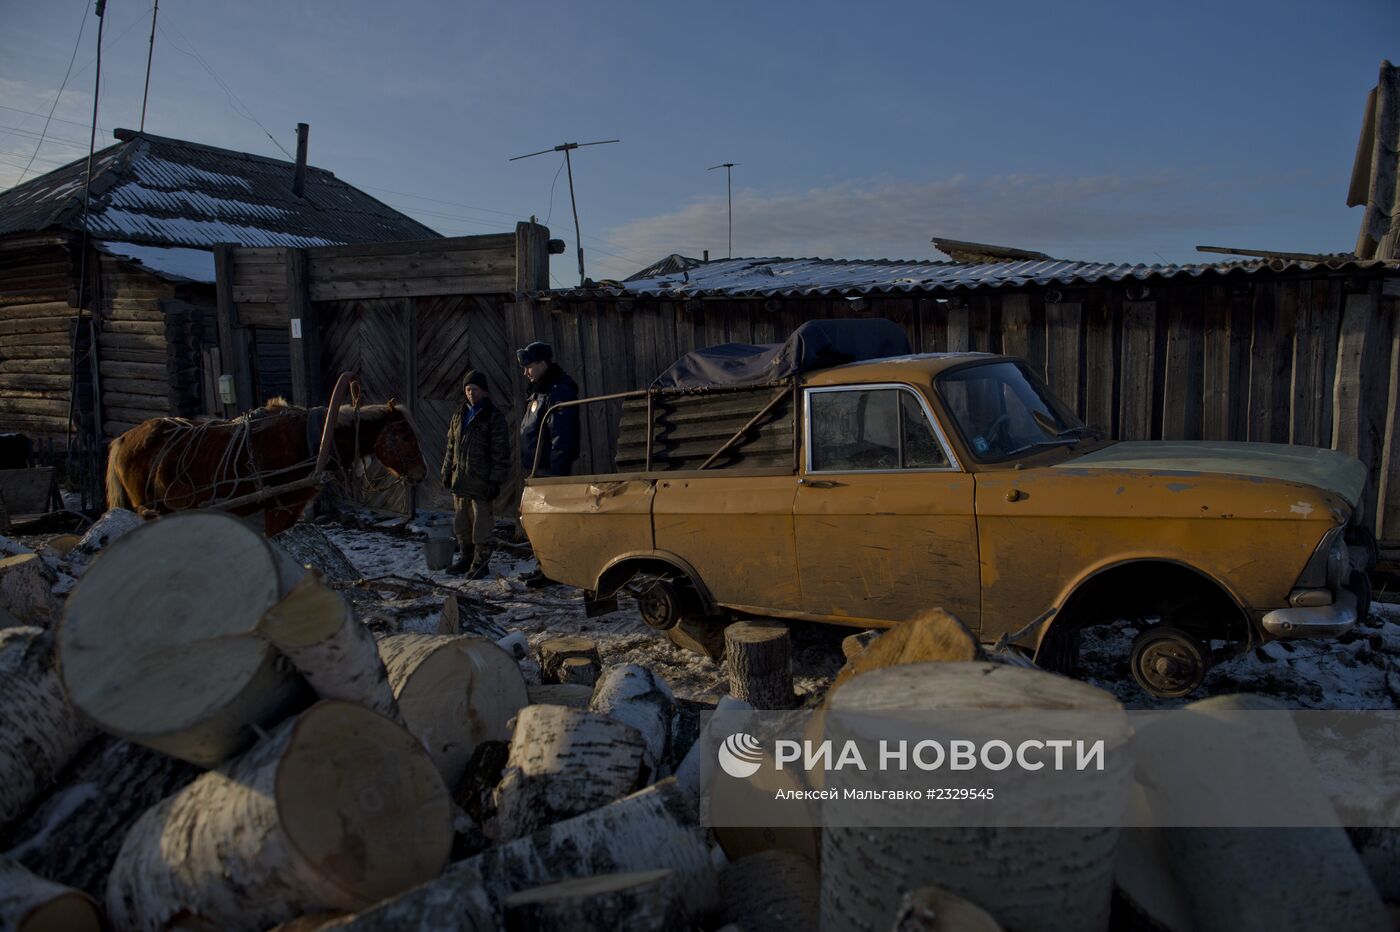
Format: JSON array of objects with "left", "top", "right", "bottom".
[{"left": 803, "top": 382, "right": 962, "bottom": 475}]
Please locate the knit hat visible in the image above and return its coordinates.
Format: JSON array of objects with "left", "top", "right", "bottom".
[
  {"left": 463, "top": 370, "right": 489, "bottom": 392},
  {"left": 516, "top": 341, "right": 554, "bottom": 366}
]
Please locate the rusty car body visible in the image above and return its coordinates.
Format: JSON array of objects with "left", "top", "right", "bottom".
[{"left": 521, "top": 349, "right": 1373, "bottom": 696}]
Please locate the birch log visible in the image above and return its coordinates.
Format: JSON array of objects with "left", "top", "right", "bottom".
[
  {"left": 820, "top": 662, "right": 1129, "bottom": 932},
  {"left": 0, "top": 554, "right": 60, "bottom": 626},
  {"left": 724, "top": 621, "right": 795, "bottom": 709},
  {"left": 558, "top": 656, "right": 599, "bottom": 686},
  {"left": 502, "top": 870, "right": 682, "bottom": 932},
  {"left": 492, "top": 704, "right": 646, "bottom": 840},
  {"left": 106, "top": 700, "right": 453, "bottom": 932},
  {"left": 0, "top": 857, "right": 103, "bottom": 932},
  {"left": 311, "top": 867, "right": 495, "bottom": 932},
  {"left": 526, "top": 683, "right": 594, "bottom": 709},
  {"left": 0, "top": 627, "right": 95, "bottom": 829},
  {"left": 58, "top": 511, "right": 313, "bottom": 766},
  {"left": 536, "top": 636, "right": 601, "bottom": 684},
  {"left": 717, "top": 851, "right": 820, "bottom": 932},
  {"left": 257, "top": 561, "right": 399, "bottom": 720},
  {"left": 891, "top": 887, "right": 1004, "bottom": 932},
  {"left": 589, "top": 664, "right": 677, "bottom": 780},
  {"left": 377, "top": 634, "right": 528, "bottom": 788}
]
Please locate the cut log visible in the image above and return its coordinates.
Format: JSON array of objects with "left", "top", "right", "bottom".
[
  {"left": 820, "top": 662, "right": 1129, "bottom": 932},
  {"left": 496, "top": 630, "right": 529, "bottom": 659},
  {"left": 676, "top": 694, "right": 754, "bottom": 799},
  {"left": 502, "top": 870, "right": 682, "bottom": 932},
  {"left": 830, "top": 609, "right": 983, "bottom": 694},
  {"left": 105, "top": 700, "right": 453, "bottom": 932},
  {"left": 257, "top": 564, "right": 400, "bottom": 721},
  {"left": 0, "top": 627, "right": 96, "bottom": 830},
  {"left": 891, "top": 887, "right": 1004, "bottom": 932},
  {"left": 437, "top": 595, "right": 460, "bottom": 635},
  {"left": 453, "top": 739, "right": 510, "bottom": 827},
  {"left": 376, "top": 634, "right": 527, "bottom": 787},
  {"left": 0, "top": 857, "right": 103, "bottom": 932},
  {"left": 58, "top": 511, "right": 315, "bottom": 767},
  {"left": 310, "top": 868, "right": 495, "bottom": 932},
  {"left": 0, "top": 554, "right": 61, "bottom": 626},
  {"left": 558, "top": 655, "right": 599, "bottom": 685},
  {"left": 492, "top": 704, "right": 646, "bottom": 840},
  {"left": 1, "top": 736, "right": 199, "bottom": 901},
  {"left": 536, "top": 636, "right": 601, "bottom": 684},
  {"left": 841, "top": 629, "right": 881, "bottom": 662},
  {"left": 67, "top": 507, "right": 141, "bottom": 567},
  {"left": 464, "top": 779, "right": 717, "bottom": 920},
  {"left": 725, "top": 620, "right": 796, "bottom": 709},
  {"left": 40, "top": 534, "right": 80, "bottom": 557},
  {"left": 272, "top": 523, "right": 361, "bottom": 585},
  {"left": 666, "top": 616, "right": 729, "bottom": 660},
  {"left": 589, "top": 663, "right": 677, "bottom": 780},
  {"left": 718, "top": 850, "right": 820, "bottom": 932},
  {"left": 526, "top": 683, "right": 594, "bottom": 709}
]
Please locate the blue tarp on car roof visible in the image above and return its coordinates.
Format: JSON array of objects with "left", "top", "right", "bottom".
[{"left": 652, "top": 318, "right": 911, "bottom": 389}]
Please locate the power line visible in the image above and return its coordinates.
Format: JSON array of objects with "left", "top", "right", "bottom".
[
  {"left": 510, "top": 139, "right": 620, "bottom": 285},
  {"left": 0, "top": 123, "right": 92, "bottom": 150},
  {"left": 0, "top": 104, "right": 95, "bottom": 131},
  {"left": 12, "top": 0, "right": 88, "bottom": 184}
]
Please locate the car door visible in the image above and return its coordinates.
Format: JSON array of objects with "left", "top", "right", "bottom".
[{"left": 793, "top": 383, "right": 980, "bottom": 629}]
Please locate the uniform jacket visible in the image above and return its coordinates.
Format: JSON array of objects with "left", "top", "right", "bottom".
[
  {"left": 442, "top": 396, "right": 511, "bottom": 499},
  {"left": 519, "top": 363, "right": 580, "bottom": 476}
]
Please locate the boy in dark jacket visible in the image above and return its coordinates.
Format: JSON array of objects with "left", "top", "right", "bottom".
[
  {"left": 441, "top": 370, "right": 510, "bottom": 578},
  {"left": 516, "top": 341, "right": 580, "bottom": 477}
]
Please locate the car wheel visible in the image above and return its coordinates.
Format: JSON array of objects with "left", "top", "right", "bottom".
[{"left": 1130, "top": 626, "right": 1207, "bottom": 699}]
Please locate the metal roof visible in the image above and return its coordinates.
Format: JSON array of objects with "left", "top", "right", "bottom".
[
  {"left": 561, "top": 254, "right": 1395, "bottom": 300},
  {"left": 0, "top": 129, "right": 439, "bottom": 249}
]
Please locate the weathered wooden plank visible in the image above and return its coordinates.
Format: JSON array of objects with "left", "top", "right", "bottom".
[
  {"left": 1118, "top": 301, "right": 1156, "bottom": 441},
  {"left": 1246, "top": 284, "right": 1294, "bottom": 443},
  {"left": 1000, "top": 293, "right": 1032, "bottom": 363},
  {"left": 1377, "top": 297, "right": 1400, "bottom": 538},
  {"left": 307, "top": 273, "right": 516, "bottom": 302},
  {"left": 1200, "top": 286, "right": 1232, "bottom": 441},
  {"left": 515, "top": 222, "right": 550, "bottom": 292},
  {"left": 1083, "top": 291, "right": 1117, "bottom": 435},
  {"left": 1161, "top": 287, "right": 1204, "bottom": 440},
  {"left": 0, "top": 301, "right": 74, "bottom": 319},
  {"left": 969, "top": 294, "right": 997, "bottom": 353},
  {"left": 945, "top": 298, "right": 970, "bottom": 352},
  {"left": 1044, "top": 301, "right": 1083, "bottom": 417},
  {"left": 1333, "top": 284, "right": 1389, "bottom": 531},
  {"left": 214, "top": 245, "right": 254, "bottom": 416}
]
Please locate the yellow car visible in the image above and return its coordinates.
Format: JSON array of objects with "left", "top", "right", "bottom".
[{"left": 522, "top": 349, "right": 1371, "bottom": 698}]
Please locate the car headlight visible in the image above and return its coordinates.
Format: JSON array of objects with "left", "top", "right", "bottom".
[{"left": 1297, "top": 525, "right": 1347, "bottom": 590}]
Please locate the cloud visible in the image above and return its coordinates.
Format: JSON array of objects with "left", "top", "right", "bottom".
[{"left": 593, "top": 170, "right": 1260, "bottom": 279}]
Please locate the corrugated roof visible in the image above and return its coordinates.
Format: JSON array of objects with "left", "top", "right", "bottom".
[
  {"left": 559, "top": 254, "right": 1395, "bottom": 299},
  {"left": 0, "top": 129, "right": 439, "bottom": 249}
]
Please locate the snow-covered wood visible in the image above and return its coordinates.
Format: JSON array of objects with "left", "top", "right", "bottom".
[
  {"left": 66, "top": 508, "right": 141, "bottom": 569},
  {"left": 891, "top": 887, "right": 1004, "bottom": 932},
  {"left": 536, "top": 636, "right": 601, "bottom": 684},
  {"left": 105, "top": 700, "right": 453, "bottom": 932},
  {"left": 724, "top": 621, "right": 795, "bottom": 709},
  {"left": 589, "top": 664, "right": 677, "bottom": 780},
  {"left": 464, "top": 779, "right": 718, "bottom": 920},
  {"left": 0, "top": 857, "right": 103, "bottom": 932},
  {"left": 558, "top": 655, "right": 599, "bottom": 685},
  {"left": 1, "top": 736, "right": 199, "bottom": 900},
  {"left": 492, "top": 704, "right": 646, "bottom": 840},
  {"left": 502, "top": 869, "right": 681, "bottom": 932},
  {"left": 309, "top": 868, "right": 495, "bottom": 932},
  {"left": 57, "top": 511, "right": 313, "bottom": 766},
  {"left": 377, "top": 634, "right": 527, "bottom": 787},
  {"left": 271, "top": 523, "right": 361, "bottom": 585},
  {"left": 257, "top": 560, "right": 399, "bottom": 721},
  {"left": 820, "top": 662, "right": 1129, "bottom": 932},
  {"left": 496, "top": 630, "right": 529, "bottom": 659},
  {"left": 717, "top": 850, "right": 819, "bottom": 932},
  {"left": 526, "top": 683, "right": 594, "bottom": 708},
  {"left": 0, "top": 627, "right": 95, "bottom": 830},
  {"left": 0, "top": 554, "right": 60, "bottom": 626}
]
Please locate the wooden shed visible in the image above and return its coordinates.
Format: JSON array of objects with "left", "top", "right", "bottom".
[{"left": 0, "top": 127, "right": 438, "bottom": 494}]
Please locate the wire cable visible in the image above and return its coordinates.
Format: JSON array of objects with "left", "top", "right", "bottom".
[{"left": 11, "top": 0, "right": 88, "bottom": 183}]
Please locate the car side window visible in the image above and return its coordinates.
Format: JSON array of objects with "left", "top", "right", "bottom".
[{"left": 809, "top": 388, "right": 947, "bottom": 471}]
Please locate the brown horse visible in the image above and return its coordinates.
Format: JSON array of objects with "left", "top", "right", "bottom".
[{"left": 105, "top": 398, "right": 428, "bottom": 536}]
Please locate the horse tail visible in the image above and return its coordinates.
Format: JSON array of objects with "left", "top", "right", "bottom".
[{"left": 104, "top": 434, "right": 132, "bottom": 511}]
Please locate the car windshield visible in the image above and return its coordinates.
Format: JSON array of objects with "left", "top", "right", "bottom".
[{"left": 936, "top": 361, "right": 1086, "bottom": 462}]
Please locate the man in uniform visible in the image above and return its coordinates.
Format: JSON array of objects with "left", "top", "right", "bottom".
[
  {"left": 516, "top": 342, "right": 579, "bottom": 586},
  {"left": 441, "top": 370, "right": 510, "bottom": 578}
]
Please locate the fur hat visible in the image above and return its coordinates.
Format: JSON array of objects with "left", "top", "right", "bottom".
[
  {"left": 463, "top": 370, "right": 489, "bottom": 392},
  {"left": 515, "top": 341, "right": 554, "bottom": 366}
]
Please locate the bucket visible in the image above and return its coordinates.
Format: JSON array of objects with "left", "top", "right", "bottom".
[{"left": 424, "top": 537, "right": 454, "bottom": 571}]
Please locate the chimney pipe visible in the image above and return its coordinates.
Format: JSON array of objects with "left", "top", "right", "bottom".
[
  {"left": 292, "top": 122, "right": 309, "bottom": 198},
  {"left": 703, "top": 249, "right": 709, "bottom": 263}
]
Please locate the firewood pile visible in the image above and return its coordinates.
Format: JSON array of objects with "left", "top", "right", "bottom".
[{"left": 0, "top": 512, "right": 1396, "bottom": 931}]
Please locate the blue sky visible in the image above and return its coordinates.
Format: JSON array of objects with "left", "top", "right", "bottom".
[{"left": 1, "top": 0, "right": 1395, "bottom": 283}]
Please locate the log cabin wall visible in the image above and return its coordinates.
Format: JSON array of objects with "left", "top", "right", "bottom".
[{"left": 0, "top": 236, "right": 81, "bottom": 449}]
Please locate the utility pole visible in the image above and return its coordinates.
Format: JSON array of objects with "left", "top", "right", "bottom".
[
  {"left": 510, "top": 139, "right": 619, "bottom": 286},
  {"left": 707, "top": 162, "right": 738, "bottom": 258},
  {"left": 140, "top": 0, "right": 159, "bottom": 131}
]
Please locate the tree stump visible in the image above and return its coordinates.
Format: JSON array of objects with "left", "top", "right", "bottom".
[
  {"left": 536, "top": 636, "right": 601, "bottom": 684},
  {"left": 106, "top": 700, "right": 453, "bottom": 932},
  {"left": 0, "top": 627, "right": 96, "bottom": 829},
  {"left": 589, "top": 664, "right": 676, "bottom": 780},
  {"left": 558, "top": 655, "right": 600, "bottom": 686},
  {"left": 718, "top": 850, "right": 820, "bottom": 932},
  {"left": 503, "top": 870, "right": 681, "bottom": 932},
  {"left": 376, "top": 634, "right": 527, "bottom": 788},
  {"left": 0, "top": 554, "right": 60, "bottom": 626},
  {"left": 526, "top": 684, "right": 595, "bottom": 709},
  {"left": 892, "top": 887, "right": 1004, "bottom": 932},
  {"left": 58, "top": 511, "right": 314, "bottom": 766},
  {"left": 725, "top": 621, "right": 795, "bottom": 709},
  {"left": 492, "top": 705, "right": 646, "bottom": 840},
  {"left": 0, "top": 857, "right": 103, "bottom": 932},
  {"left": 820, "top": 662, "right": 1129, "bottom": 932}
]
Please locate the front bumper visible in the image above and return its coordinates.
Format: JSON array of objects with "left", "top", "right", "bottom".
[{"left": 1260, "top": 586, "right": 1359, "bottom": 639}]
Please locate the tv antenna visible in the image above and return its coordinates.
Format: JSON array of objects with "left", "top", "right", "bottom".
[
  {"left": 707, "top": 162, "right": 738, "bottom": 258},
  {"left": 511, "top": 139, "right": 619, "bottom": 286}
]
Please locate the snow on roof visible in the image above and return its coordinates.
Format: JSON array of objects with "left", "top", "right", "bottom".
[
  {"left": 97, "top": 241, "right": 217, "bottom": 283},
  {"left": 0, "top": 129, "right": 439, "bottom": 249}
]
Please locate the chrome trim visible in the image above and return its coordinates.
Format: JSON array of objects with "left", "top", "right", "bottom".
[
  {"left": 803, "top": 382, "right": 962, "bottom": 474},
  {"left": 1261, "top": 587, "right": 1358, "bottom": 639}
]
